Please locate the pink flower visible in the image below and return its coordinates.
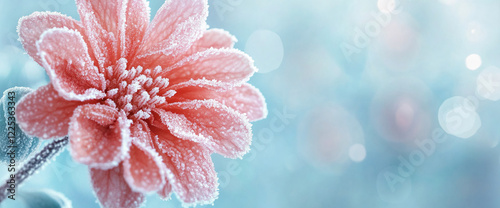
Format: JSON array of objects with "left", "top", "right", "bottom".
[{"left": 15, "top": 0, "right": 267, "bottom": 207}]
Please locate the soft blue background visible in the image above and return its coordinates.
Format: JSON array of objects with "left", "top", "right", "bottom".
[{"left": 1, "top": 0, "right": 500, "bottom": 207}]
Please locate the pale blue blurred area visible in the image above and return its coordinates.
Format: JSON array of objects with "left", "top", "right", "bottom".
[{"left": 1, "top": 0, "right": 500, "bottom": 207}]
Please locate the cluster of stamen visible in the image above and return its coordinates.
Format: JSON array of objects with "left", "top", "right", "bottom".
[{"left": 101, "top": 58, "right": 176, "bottom": 120}]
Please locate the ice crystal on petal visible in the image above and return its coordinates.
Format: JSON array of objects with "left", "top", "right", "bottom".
[{"left": 15, "top": 0, "right": 267, "bottom": 207}]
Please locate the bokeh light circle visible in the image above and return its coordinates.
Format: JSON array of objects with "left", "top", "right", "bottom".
[
  {"left": 377, "top": 0, "right": 397, "bottom": 14},
  {"left": 244, "top": 29, "right": 284, "bottom": 73},
  {"left": 465, "top": 54, "right": 482, "bottom": 70},
  {"left": 476, "top": 66, "right": 500, "bottom": 101},
  {"left": 348, "top": 144, "right": 366, "bottom": 162},
  {"left": 297, "top": 103, "right": 364, "bottom": 170},
  {"left": 370, "top": 77, "right": 433, "bottom": 144},
  {"left": 438, "top": 96, "right": 481, "bottom": 139}
]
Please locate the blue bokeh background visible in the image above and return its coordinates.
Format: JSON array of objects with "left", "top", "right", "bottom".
[{"left": 2, "top": 0, "right": 500, "bottom": 207}]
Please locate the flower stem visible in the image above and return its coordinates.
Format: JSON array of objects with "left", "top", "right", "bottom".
[{"left": 0, "top": 136, "right": 69, "bottom": 202}]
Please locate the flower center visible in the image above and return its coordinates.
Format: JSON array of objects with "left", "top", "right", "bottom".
[{"left": 101, "top": 58, "right": 176, "bottom": 120}]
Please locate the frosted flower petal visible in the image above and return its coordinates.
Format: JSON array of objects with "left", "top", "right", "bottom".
[
  {"left": 162, "top": 48, "right": 257, "bottom": 86},
  {"left": 136, "top": 0, "right": 208, "bottom": 59},
  {"left": 76, "top": 0, "right": 124, "bottom": 68},
  {"left": 123, "top": 142, "right": 166, "bottom": 193},
  {"left": 90, "top": 164, "right": 145, "bottom": 208},
  {"left": 69, "top": 104, "right": 131, "bottom": 169},
  {"left": 15, "top": 0, "right": 267, "bottom": 206},
  {"left": 152, "top": 128, "right": 218, "bottom": 206},
  {"left": 171, "top": 83, "right": 268, "bottom": 121},
  {"left": 37, "top": 28, "right": 106, "bottom": 101},
  {"left": 156, "top": 99, "right": 252, "bottom": 159},
  {"left": 18, "top": 11, "right": 85, "bottom": 66},
  {"left": 16, "top": 84, "right": 83, "bottom": 140}
]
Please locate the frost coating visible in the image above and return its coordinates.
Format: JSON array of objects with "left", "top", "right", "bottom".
[
  {"left": 37, "top": 28, "right": 106, "bottom": 102},
  {"left": 90, "top": 164, "right": 145, "bottom": 208},
  {"left": 136, "top": 0, "right": 208, "bottom": 58},
  {"left": 17, "top": 11, "right": 85, "bottom": 66},
  {"left": 0, "top": 87, "right": 39, "bottom": 163},
  {"left": 16, "top": 85, "right": 82, "bottom": 140},
  {"left": 171, "top": 82, "right": 268, "bottom": 122},
  {"left": 123, "top": 142, "right": 166, "bottom": 193},
  {"left": 16, "top": 0, "right": 267, "bottom": 207},
  {"left": 153, "top": 129, "right": 219, "bottom": 206},
  {"left": 68, "top": 104, "right": 132, "bottom": 169},
  {"left": 156, "top": 99, "right": 253, "bottom": 159}
]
